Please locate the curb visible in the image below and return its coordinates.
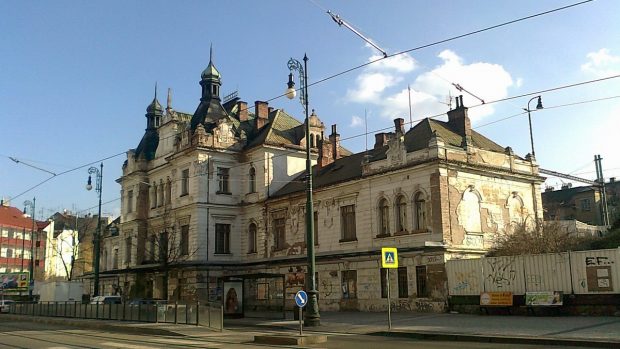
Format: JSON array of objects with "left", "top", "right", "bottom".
[
  {"left": 370, "top": 331, "right": 620, "bottom": 348},
  {"left": 2, "top": 314, "right": 183, "bottom": 337}
]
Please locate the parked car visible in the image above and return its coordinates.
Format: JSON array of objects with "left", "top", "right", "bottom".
[
  {"left": 128, "top": 299, "right": 167, "bottom": 307},
  {"left": 0, "top": 300, "right": 16, "bottom": 313},
  {"left": 90, "top": 296, "right": 122, "bottom": 305}
]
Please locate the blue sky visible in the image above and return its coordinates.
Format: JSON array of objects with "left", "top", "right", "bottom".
[{"left": 1, "top": 0, "right": 619, "bottom": 219}]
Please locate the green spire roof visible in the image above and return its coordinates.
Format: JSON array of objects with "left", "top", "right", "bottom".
[{"left": 201, "top": 45, "right": 221, "bottom": 80}]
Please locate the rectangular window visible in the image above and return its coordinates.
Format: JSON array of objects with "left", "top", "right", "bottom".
[
  {"left": 340, "top": 204, "right": 357, "bottom": 241},
  {"left": 151, "top": 184, "right": 157, "bottom": 208},
  {"left": 113, "top": 248, "right": 119, "bottom": 269},
  {"left": 180, "top": 225, "right": 189, "bottom": 256},
  {"left": 416, "top": 266, "right": 427, "bottom": 297},
  {"left": 217, "top": 167, "right": 231, "bottom": 194},
  {"left": 127, "top": 190, "right": 133, "bottom": 213},
  {"left": 581, "top": 199, "right": 591, "bottom": 211},
  {"left": 215, "top": 223, "right": 230, "bottom": 254},
  {"left": 341, "top": 270, "right": 357, "bottom": 299},
  {"left": 181, "top": 169, "right": 189, "bottom": 196},
  {"left": 150, "top": 235, "right": 156, "bottom": 261},
  {"left": 125, "top": 237, "right": 132, "bottom": 264},
  {"left": 398, "top": 267, "right": 408, "bottom": 298},
  {"left": 273, "top": 218, "right": 286, "bottom": 250},
  {"left": 159, "top": 232, "right": 168, "bottom": 261},
  {"left": 380, "top": 269, "right": 388, "bottom": 298}
]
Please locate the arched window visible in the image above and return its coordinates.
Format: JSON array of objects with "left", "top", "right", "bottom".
[
  {"left": 396, "top": 195, "right": 408, "bottom": 232},
  {"left": 378, "top": 198, "right": 390, "bottom": 236},
  {"left": 457, "top": 189, "right": 481, "bottom": 233},
  {"left": 248, "top": 223, "right": 257, "bottom": 253},
  {"left": 413, "top": 192, "right": 426, "bottom": 231},
  {"left": 249, "top": 167, "right": 256, "bottom": 193},
  {"left": 310, "top": 134, "right": 315, "bottom": 148}
]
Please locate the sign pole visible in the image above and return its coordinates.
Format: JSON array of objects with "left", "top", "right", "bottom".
[
  {"left": 299, "top": 306, "right": 303, "bottom": 336},
  {"left": 387, "top": 268, "right": 392, "bottom": 331}
]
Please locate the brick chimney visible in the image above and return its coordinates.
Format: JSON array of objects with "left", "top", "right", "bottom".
[
  {"left": 237, "top": 101, "right": 248, "bottom": 122},
  {"left": 394, "top": 118, "right": 405, "bottom": 135},
  {"left": 329, "top": 124, "right": 341, "bottom": 161},
  {"left": 318, "top": 125, "right": 342, "bottom": 168},
  {"left": 447, "top": 95, "right": 472, "bottom": 148},
  {"left": 374, "top": 133, "right": 389, "bottom": 149},
  {"left": 255, "top": 101, "right": 269, "bottom": 130}
]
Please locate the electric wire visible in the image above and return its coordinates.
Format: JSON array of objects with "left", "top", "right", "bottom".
[{"left": 2, "top": 0, "right": 602, "bottom": 205}]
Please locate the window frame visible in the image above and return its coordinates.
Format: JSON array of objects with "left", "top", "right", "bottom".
[
  {"left": 181, "top": 169, "right": 190, "bottom": 196},
  {"left": 340, "top": 204, "right": 357, "bottom": 242},
  {"left": 341, "top": 270, "right": 358, "bottom": 299},
  {"left": 248, "top": 223, "right": 257, "bottom": 254},
  {"left": 180, "top": 225, "right": 189, "bottom": 256},
  {"left": 413, "top": 192, "right": 426, "bottom": 232},
  {"left": 396, "top": 195, "right": 408, "bottom": 232},
  {"left": 273, "top": 217, "right": 286, "bottom": 251},
  {"left": 378, "top": 198, "right": 390, "bottom": 237},
  {"left": 215, "top": 223, "right": 231, "bottom": 254},
  {"left": 416, "top": 265, "right": 428, "bottom": 297},
  {"left": 217, "top": 167, "right": 231, "bottom": 194}
]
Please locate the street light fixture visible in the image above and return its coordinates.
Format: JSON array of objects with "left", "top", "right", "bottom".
[
  {"left": 523, "top": 96, "right": 543, "bottom": 158},
  {"left": 23, "top": 198, "right": 36, "bottom": 298},
  {"left": 86, "top": 163, "right": 103, "bottom": 297},
  {"left": 286, "top": 54, "right": 320, "bottom": 327}
]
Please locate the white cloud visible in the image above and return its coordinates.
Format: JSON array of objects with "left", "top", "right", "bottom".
[
  {"left": 350, "top": 115, "right": 363, "bottom": 127},
  {"left": 515, "top": 78, "right": 523, "bottom": 88},
  {"left": 368, "top": 51, "right": 417, "bottom": 73},
  {"left": 346, "top": 72, "right": 401, "bottom": 103},
  {"left": 346, "top": 49, "right": 514, "bottom": 124},
  {"left": 581, "top": 48, "right": 620, "bottom": 77}
]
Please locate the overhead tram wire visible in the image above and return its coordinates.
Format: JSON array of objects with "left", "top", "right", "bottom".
[
  {"left": 9, "top": 73, "right": 620, "bottom": 202},
  {"left": 5, "top": 0, "right": 598, "bottom": 199}
]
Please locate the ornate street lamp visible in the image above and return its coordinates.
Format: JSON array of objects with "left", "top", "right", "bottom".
[
  {"left": 286, "top": 55, "right": 320, "bottom": 326},
  {"left": 523, "top": 96, "right": 544, "bottom": 159},
  {"left": 23, "top": 198, "right": 36, "bottom": 298},
  {"left": 86, "top": 163, "right": 103, "bottom": 297}
]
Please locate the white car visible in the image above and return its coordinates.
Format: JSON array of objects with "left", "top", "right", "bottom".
[{"left": 0, "top": 300, "right": 15, "bottom": 313}]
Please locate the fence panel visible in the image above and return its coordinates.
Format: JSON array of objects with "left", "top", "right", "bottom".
[
  {"left": 523, "top": 253, "right": 572, "bottom": 293},
  {"left": 569, "top": 249, "right": 620, "bottom": 294},
  {"left": 482, "top": 256, "right": 526, "bottom": 294},
  {"left": 447, "top": 258, "right": 483, "bottom": 295}
]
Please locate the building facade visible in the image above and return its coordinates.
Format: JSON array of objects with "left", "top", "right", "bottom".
[
  {"left": 104, "top": 56, "right": 543, "bottom": 313},
  {"left": 0, "top": 200, "right": 48, "bottom": 285}
]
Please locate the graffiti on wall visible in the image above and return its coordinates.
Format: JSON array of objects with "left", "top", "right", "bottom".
[{"left": 485, "top": 258, "right": 516, "bottom": 288}]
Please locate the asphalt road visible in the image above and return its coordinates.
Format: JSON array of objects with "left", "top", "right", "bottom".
[{"left": 0, "top": 318, "right": 603, "bottom": 349}]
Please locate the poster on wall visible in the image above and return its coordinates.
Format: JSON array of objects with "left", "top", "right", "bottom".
[
  {"left": 223, "top": 281, "right": 243, "bottom": 315},
  {"left": 0, "top": 272, "right": 29, "bottom": 292}
]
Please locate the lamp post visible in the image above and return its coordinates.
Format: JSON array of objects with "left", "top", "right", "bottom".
[
  {"left": 523, "top": 96, "right": 543, "bottom": 232},
  {"left": 86, "top": 163, "right": 103, "bottom": 297},
  {"left": 23, "top": 198, "right": 35, "bottom": 298},
  {"left": 523, "top": 96, "right": 543, "bottom": 159},
  {"left": 286, "top": 54, "right": 320, "bottom": 327}
]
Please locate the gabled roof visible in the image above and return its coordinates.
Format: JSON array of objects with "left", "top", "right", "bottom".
[
  {"left": 274, "top": 116, "right": 510, "bottom": 198},
  {"left": 0, "top": 205, "right": 36, "bottom": 229}
]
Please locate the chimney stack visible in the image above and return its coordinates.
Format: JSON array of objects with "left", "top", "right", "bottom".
[
  {"left": 329, "top": 124, "right": 341, "bottom": 161},
  {"left": 374, "top": 133, "right": 389, "bottom": 149},
  {"left": 255, "top": 101, "right": 269, "bottom": 130},
  {"left": 447, "top": 95, "right": 472, "bottom": 148},
  {"left": 394, "top": 118, "right": 405, "bottom": 135},
  {"left": 237, "top": 101, "right": 248, "bottom": 122}
]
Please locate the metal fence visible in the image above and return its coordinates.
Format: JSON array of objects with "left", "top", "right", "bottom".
[
  {"left": 447, "top": 248, "right": 620, "bottom": 296},
  {"left": 10, "top": 301, "right": 224, "bottom": 331}
]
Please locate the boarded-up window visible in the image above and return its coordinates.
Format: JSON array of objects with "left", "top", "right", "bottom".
[
  {"left": 341, "top": 205, "right": 357, "bottom": 241},
  {"left": 378, "top": 198, "right": 390, "bottom": 236},
  {"left": 414, "top": 192, "right": 426, "bottom": 231},
  {"left": 396, "top": 195, "right": 408, "bottom": 232}
]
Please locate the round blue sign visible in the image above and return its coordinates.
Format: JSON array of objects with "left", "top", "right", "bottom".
[{"left": 295, "top": 290, "right": 308, "bottom": 308}]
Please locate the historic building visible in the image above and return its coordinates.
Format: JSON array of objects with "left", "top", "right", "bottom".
[
  {"left": 0, "top": 200, "right": 48, "bottom": 285},
  {"left": 105, "top": 54, "right": 543, "bottom": 313}
]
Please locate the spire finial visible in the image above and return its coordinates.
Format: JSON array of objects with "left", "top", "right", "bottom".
[
  {"left": 167, "top": 88, "right": 172, "bottom": 110},
  {"left": 154, "top": 82, "right": 158, "bottom": 100},
  {"left": 210, "top": 43, "right": 213, "bottom": 62}
]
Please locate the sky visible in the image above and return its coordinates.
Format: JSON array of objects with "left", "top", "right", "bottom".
[{"left": 1, "top": 0, "right": 619, "bottom": 220}]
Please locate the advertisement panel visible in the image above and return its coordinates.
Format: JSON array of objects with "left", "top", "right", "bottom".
[
  {"left": 480, "top": 292, "right": 513, "bottom": 306},
  {"left": 223, "top": 281, "right": 243, "bottom": 315},
  {"left": 0, "top": 272, "right": 29, "bottom": 292},
  {"left": 525, "top": 291, "right": 563, "bottom": 306}
]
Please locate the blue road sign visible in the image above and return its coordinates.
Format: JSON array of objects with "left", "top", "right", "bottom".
[{"left": 295, "top": 290, "right": 308, "bottom": 308}]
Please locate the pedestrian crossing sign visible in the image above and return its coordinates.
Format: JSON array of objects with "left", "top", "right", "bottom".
[{"left": 381, "top": 247, "right": 398, "bottom": 268}]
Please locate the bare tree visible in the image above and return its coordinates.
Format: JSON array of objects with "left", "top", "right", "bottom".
[{"left": 487, "top": 222, "right": 594, "bottom": 257}]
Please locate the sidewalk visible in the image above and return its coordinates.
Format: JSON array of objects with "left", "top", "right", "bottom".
[
  {"left": 225, "top": 311, "right": 620, "bottom": 347},
  {"left": 5, "top": 311, "right": 620, "bottom": 347}
]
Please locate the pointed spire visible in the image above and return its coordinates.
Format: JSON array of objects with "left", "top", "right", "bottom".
[
  {"left": 210, "top": 43, "right": 213, "bottom": 62},
  {"left": 154, "top": 82, "right": 158, "bottom": 100},
  {"left": 146, "top": 82, "right": 163, "bottom": 114},
  {"left": 166, "top": 88, "right": 172, "bottom": 111}
]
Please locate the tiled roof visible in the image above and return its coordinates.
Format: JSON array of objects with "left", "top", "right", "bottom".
[
  {"left": 274, "top": 117, "right": 509, "bottom": 198},
  {"left": 542, "top": 186, "right": 594, "bottom": 204},
  {"left": 0, "top": 205, "right": 39, "bottom": 229}
]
